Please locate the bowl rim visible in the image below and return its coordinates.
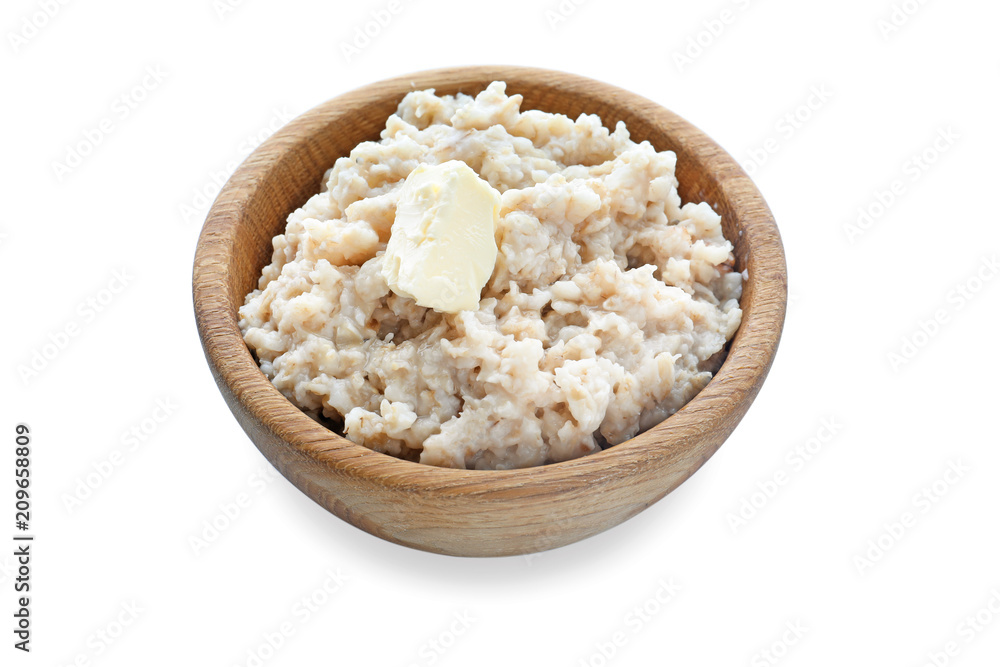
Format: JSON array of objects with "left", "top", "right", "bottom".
[{"left": 193, "top": 65, "right": 787, "bottom": 493}]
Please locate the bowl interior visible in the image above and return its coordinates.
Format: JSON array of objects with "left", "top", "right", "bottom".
[
  {"left": 226, "top": 77, "right": 752, "bottom": 318},
  {"left": 198, "top": 65, "right": 785, "bottom": 484}
]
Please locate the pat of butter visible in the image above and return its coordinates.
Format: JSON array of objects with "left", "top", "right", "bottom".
[{"left": 382, "top": 160, "right": 501, "bottom": 313}]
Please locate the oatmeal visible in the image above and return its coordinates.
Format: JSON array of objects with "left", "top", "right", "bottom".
[{"left": 239, "top": 81, "right": 743, "bottom": 470}]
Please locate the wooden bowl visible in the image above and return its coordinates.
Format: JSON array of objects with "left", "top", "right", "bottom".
[{"left": 193, "top": 66, "right": 787, "bottom": 557}]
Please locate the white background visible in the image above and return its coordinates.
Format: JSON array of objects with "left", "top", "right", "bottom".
[{"left": 3, "top": 0, "right": 999, "bottom": 665}]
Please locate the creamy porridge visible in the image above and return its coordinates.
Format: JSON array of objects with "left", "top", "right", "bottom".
[{"left": 239, "top": 81, "right": 743, "bottom": 470}]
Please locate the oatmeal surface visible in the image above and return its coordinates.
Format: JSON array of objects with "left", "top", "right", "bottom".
[{"left": 239, "top": 82, "right": 742, "bottom": 469}]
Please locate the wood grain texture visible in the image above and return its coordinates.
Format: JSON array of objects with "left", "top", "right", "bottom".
[{"left": 192, "top": 66, "right": 787, "bottom": 557}]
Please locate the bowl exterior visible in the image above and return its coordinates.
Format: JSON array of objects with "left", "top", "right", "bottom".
[{"left": 193, "top": 66, "right": 787, "bottom": 557}]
